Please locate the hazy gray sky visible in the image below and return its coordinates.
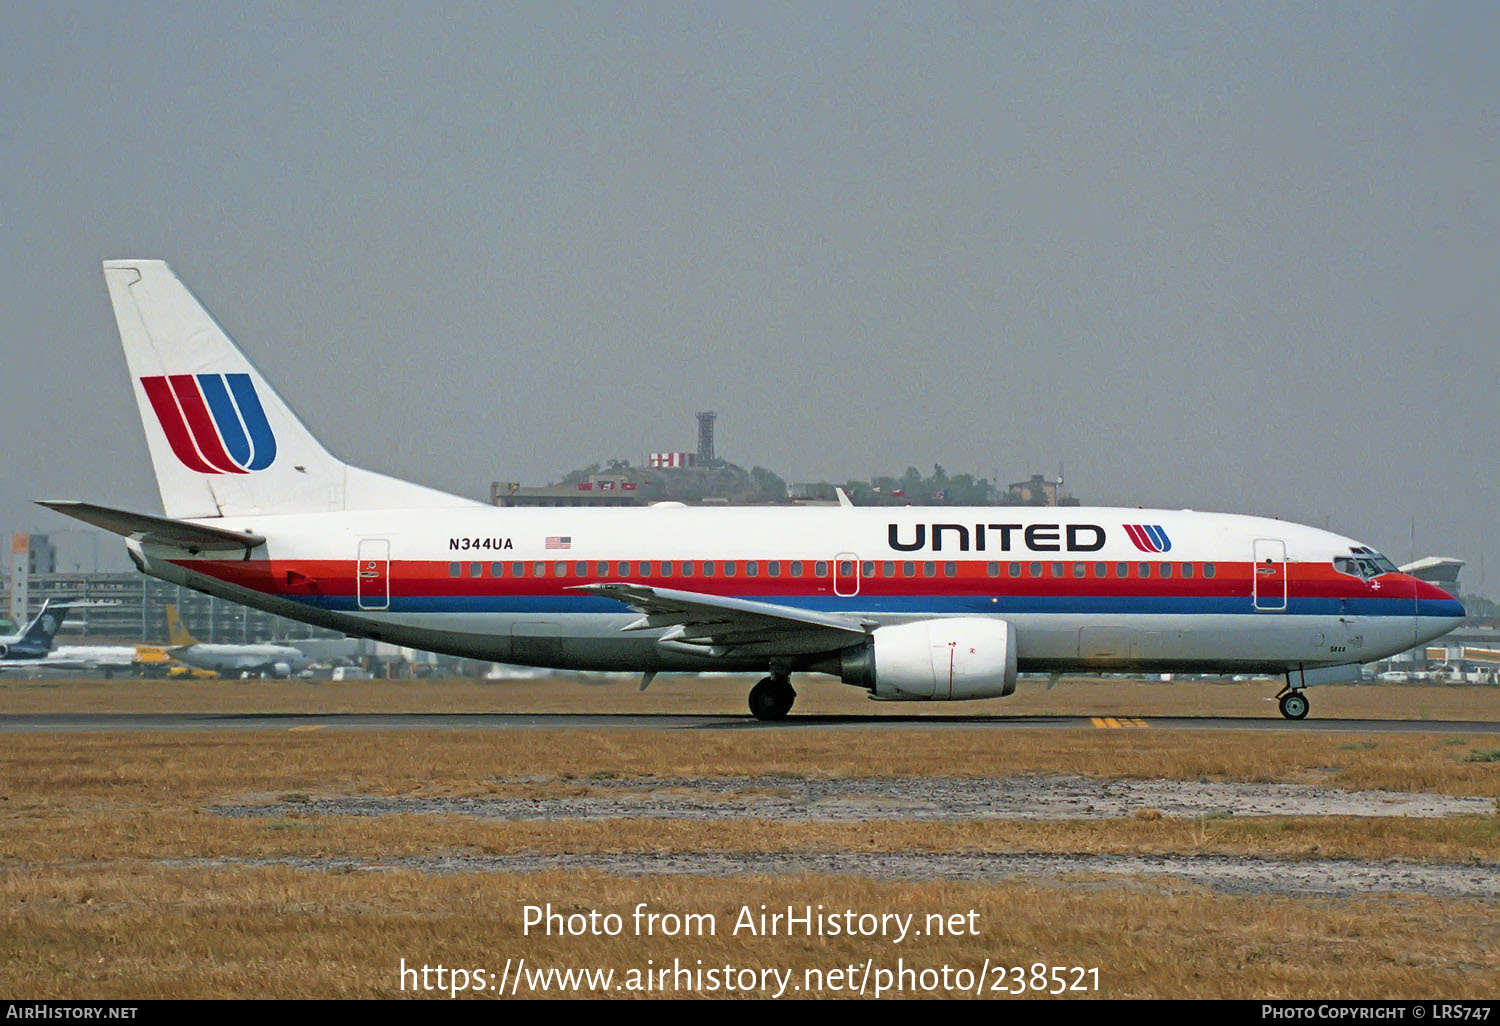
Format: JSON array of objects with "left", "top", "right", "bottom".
[{"left": 3, "top": 3, "right": 1497, "bottom": 593}]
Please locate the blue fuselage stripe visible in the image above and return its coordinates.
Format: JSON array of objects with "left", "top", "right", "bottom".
[{"left": 273, "top": 593, "right": 1465, "bottom": 619}]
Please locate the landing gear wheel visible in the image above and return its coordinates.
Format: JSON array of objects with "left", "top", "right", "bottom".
[
  {"left": 1279, "top": 690, "right": 1309, "bottom": 720},
  {"left": 748, "top": 675, "right": 796, "bottom": 721}
]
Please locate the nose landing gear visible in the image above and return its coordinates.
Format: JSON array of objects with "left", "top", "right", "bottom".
[{"left": 748, "top": 674, "right": 796, "bottom": 721}]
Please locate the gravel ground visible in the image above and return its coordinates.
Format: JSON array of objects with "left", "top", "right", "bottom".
[
  {"left": 211, "top": 773, "right": 1495, "bottom": 822},
  {"left": 203, "top": 775, "right": 1499, "bottom": 898},
  {"left": 175, "top": 851, "right": 1500, "bottom": 899}
]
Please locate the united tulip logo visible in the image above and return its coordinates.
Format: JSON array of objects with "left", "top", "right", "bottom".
[
  {"left": 140, "top": 373, "right": 277, "bottom": 474},
  {"left": 1123, "top": 524, "right": 1172, "bottom": 553}
]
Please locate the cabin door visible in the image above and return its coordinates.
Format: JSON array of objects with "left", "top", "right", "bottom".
[{"left": 1252, "top": 538, "right": 1287, "bottom": 611}]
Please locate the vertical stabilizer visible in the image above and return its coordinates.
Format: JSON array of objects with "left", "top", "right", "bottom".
[
  {"left": 163, "top": 604, "right": 198, "bottom": 647},
  {"left": 20, "top": 599, "right": 75, "bottom": 651},
  {"left": 103, "top": 261, "right": 478, "bottom": 518}
]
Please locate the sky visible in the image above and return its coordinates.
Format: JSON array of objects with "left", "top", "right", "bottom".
[{"left": 3, "top": 2, "right": 1497, "bottom": 593}]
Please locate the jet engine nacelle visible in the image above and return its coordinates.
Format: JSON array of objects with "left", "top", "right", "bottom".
[
  {"left": 839, "top": 617, "right": 1018, "bottom": 700},
  {"left": 0, "top": 644, "right": 8, "bottom": 658},
  {"left": 272, "top": 662, "right": 292, "bottom": 678}
]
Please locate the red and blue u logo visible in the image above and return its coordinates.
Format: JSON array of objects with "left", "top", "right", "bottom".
[
  {"left": 1124, "top": 524, "right": 1172, "bottom": 553},
  {"left": 140, "top": 374, "right": 277, "bottom": 474}
]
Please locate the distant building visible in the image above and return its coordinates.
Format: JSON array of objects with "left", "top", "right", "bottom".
[
  {"left": 8, "top": 533, "right": 56, "bottom": 627},
  {"left": 1, "top": 571, "right": 340, "bottom": 645},
  {"left": 1399, "top": 556, "right": 1464, "bottom": 591},
  {"left": 648, "top": 451, "right": 696, "bottom": 469},
  {"left": 1004, "top": 474, "right": 1077, "bottom": 506},
  {"left": 489, "top": 474, "right": 659, "bottom": 507},
  {"left": 696, "top": 411, "right": 716, "bottom": 463}
]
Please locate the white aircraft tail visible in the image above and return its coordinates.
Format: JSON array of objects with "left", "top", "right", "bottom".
[{"left": 103, "top": 260, "right": 479, "bottom": 519}]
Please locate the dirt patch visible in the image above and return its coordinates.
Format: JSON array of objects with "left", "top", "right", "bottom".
[
  {"left": 211, "top": 773, "right": 1494, "bottom": 822},
  {"left": 170, "top": 851, "right": 1500, "bottom": 899}
]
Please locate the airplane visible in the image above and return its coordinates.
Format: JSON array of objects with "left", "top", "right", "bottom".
[
  {"left": 40, "top": 260, "right": 1465, "bottom": 720},
  {"left": 0, "top": 598, "right": 169, "bottom": 677},
  {"left": 0, "top": 598, "right": 80, "bottom": 663},
  {"left": 163, "top": 603, "right": 310, "bottom": 677}
]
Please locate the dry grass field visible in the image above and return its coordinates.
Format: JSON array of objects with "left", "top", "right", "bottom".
[{"left": 2, "top": 676, "right": 1498, "bottom": 999}]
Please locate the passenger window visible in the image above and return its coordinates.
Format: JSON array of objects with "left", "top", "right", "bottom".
[
  {"left": 491, "top": 562, "right": 504, "bottom": 577},
  {"left": 660, "top": 562, "right": 673, "bottom": 577},
  {"left": 1073, "top": 562, "right": 1085, "bottom": 578},
  {"left": 1094, "top": 562, "right": 1107, "bottom": 578},
  {"left": 903, "top": 562, "right": 916, "bottom": 577},
  {"left": 534, "top": 562, "right": 547, "bottom": 577},
  {"left": 512, "top": 562, "right": 526, "bottom": 577},
  {"left": 1008, "top": 562, "right": 1020, "bottom": 578},
  {"left": 1029, "top": 562, "right": 1042, "bottom": 578},
  {"left": 724, "top": 563, "right": 737, "bottom": 577},
  {"left": 1182, "top": 563, "right": 1194, "bottom": 578},
  {"left": 883, "top": 561, "right": 895, "bottom": 577},
  {"left": 768, "top": 562, "right": 781, "bottom": 577},
  {"left": 1117, "top": 562, "right": 1129, "bottom": 578},
  {"left": 469, "top": 562, "right": 482, "bottom": 577},
  {"left": 923, "top": 562, "right": 936, "bottom": 577},
  {"left": 703, "top": 562, "right": 715, "bottom": 577},
  {"left": 449, "top": 562, "right": 461, "bottom": 578},
  {"left": 595, "top": 561, "right": 608, "bottom": 577},
  {"left": 863, "top": 561, "right": 876, "bottom": 576},
  {"left": 617, "top": 561, "right": 629, "bottom": 576},
  {"left": 815, "top": 561, "right": 828, "bottom": 577},
  {"left": 790, "top": 561, "right": 803, "bottom": 577},
  {"left": 1204, "top": 563, "right": 1216, "bottom": 578},
  {"left": 944, "top": 562, "right": 956, "bottom": 577},
  {"left": 747, "top": 562, "right": 759, "bottom": 577},
  {"left": 556, "top": 562, "right": 568, "bottom": 577},
  {"left": 575, "top": 562, "right": 587, "bottom": 577},
  {"left": 1138, "top": 563, "right": 1150, "bottom": 578},
  {"left": 1051, "top": 562, "right": 1064, "bottom": 578},
  {"left": 1160, "top": 563, "right": 1172, "bottom": 579},
  {"left": 681, "top": 562, "right": 693, "bottom": 577},
  {"left": 987, "top": 562, "right": 1000, "bottom": 578}
]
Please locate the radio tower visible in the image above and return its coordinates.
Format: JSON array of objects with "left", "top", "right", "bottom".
[{"left": 696, "top": 411, "right": 716, "bottom": 463}]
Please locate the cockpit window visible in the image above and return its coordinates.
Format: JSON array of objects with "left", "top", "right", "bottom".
[{"left": 1334, "top": 551, "right": 1400, "bottom": 579}]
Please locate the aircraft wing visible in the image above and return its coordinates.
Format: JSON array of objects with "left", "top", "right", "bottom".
[{"left": 570, "top": 583, "right": 873, "bottom": 657}]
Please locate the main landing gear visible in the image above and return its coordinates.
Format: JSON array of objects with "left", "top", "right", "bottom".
[
  {"left": 1276, "top": 687, "right": 1309, "bottom": 720},
  {"left": 748, "top": 674, "right": 796, "bottom": 721}
]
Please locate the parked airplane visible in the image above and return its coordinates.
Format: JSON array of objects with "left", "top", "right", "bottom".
[
  {"left": 42, "top": 261, "right": 1465, "bottom": 719},
  {"left": 0, "top": 598, "right": 171, "bottom": 677},
  {"left": 163, "top": 604, "right": 309, "bottom": 677},
  {"left": 0, "top": 599, "right": 79, "bottom": 663}
]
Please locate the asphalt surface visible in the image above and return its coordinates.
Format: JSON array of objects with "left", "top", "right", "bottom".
[{"left": 3, "top": 711, "right": 1499, "bottom": 733}]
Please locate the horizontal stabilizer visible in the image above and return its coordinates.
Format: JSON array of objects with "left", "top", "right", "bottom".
[{"left": 37, "top": 500, "right": 265, "bottom": 552}]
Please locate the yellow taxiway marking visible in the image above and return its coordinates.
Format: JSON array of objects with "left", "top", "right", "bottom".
[
  {"left": 1091, "top": 717, "right": 1149, "bottom": 729},
  {"left": 287, "top": 725, "right": 327, "bottom": 733}
]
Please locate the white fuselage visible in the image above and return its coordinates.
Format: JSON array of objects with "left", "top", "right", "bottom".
[
  {"left": 127, "top": 504, "right": 1464, "bottom": 678},
  {"left": 169, "top": 642, "right": 310, "bottom": 675}
]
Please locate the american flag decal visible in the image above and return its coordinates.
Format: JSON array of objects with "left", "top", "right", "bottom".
[{"left": 545, "top": 536, "right": 572, "bottom": 550}]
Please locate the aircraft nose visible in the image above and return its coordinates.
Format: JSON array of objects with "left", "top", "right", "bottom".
[{"left": 1413, "top": 578, "right": 1466, "bottom": 636}]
